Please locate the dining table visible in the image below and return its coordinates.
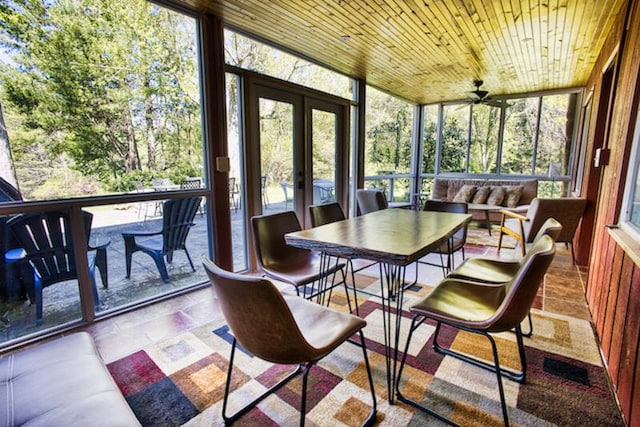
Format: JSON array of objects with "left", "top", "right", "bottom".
[{"left": 285, "top": 208, "right": 472, "bottom": 403}]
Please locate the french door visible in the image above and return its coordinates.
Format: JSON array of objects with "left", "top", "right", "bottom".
[{"left": 242, "top": 80, "right": 349, "bottom": 268}]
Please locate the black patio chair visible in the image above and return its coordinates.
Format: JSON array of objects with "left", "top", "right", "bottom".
[
  {"left": 123, "top": 197, "right": 201, "bottom": 283},
  {"left": 6, "top": 210, "right": 109, "bottom": 325}
]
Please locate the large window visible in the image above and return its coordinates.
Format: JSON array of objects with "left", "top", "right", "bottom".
[
  {"left": 622, "top": 103, "right": 640, "bottom": 235},
  {"left": 422, "top": 91, "right": 580, "bottom": 197},
  {"left": 440, "top": 104, "right": 470, "bottom": 173},
  {"left": 224, "top": 30, "right": 352, "bottom": 99},
  {"left": 364, "top": 86, "right": 413, "bottom": 202},
  {"left": 0, "top": 0, "right": 210, "bottom": 345}
]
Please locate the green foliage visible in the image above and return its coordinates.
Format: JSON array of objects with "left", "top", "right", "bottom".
[
  {"left": 0, "top": 0, "right": 202, "bottom": 200},
  {"left": 365, "top": 87, "right": 413, "bottom": 175}
]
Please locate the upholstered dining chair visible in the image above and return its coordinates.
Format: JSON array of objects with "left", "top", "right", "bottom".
[
  {"left": 123, "top": 197, "right": 201, "bottom": 283},
  {"left": 396, "top": 235, "right": 556, "bottom": 427},
  {"left": 356, "top": 189, "right": 388, "bottom": 214},
  {"left": 416, "top": 200, "right": 468, "bottom": 277},
  {"left": 251, "top": 211, "right": 350, "bottom": 309},
  {"left": 202, "top": 258, "right": 377, "bottom": 426},
  {"left": 448, "top": 217, "right": 562, "bottom": 336},
  {"left": 308, "top": 202, "right": 377, "bottom": 314},
  {"left": 6, "top": 210, "right": 109, "bottom": 325},
  {"left": 498, "top": 197, "right": 587, "bottom": 262}
]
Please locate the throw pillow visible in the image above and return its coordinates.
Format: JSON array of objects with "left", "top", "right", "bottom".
[
  {"left": 487, "top": 186, "right": 506, "bottom": 206},
  {"left": 471, "top": 186, "right": 491, "bottom": 204},
  {"left": 453, "top": 184, "right": 477, "bottom": 202},
  {"left": 503, "top": 185, "right": 524, "bottom": 207}
]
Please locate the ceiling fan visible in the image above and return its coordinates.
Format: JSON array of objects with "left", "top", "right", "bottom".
[{"left": 464, "top": 80, "right": 506, "bottom": 107}]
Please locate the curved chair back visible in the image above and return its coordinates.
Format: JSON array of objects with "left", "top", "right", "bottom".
[
  {"left": 524, "top": 198, "right": 587, "bottom": 243},
  {"left": 309, "top": 202, "right": 345, "bottom": 227},
  {"left": 492, "top": 235, "right": 556, "bottom": 332},
  {"left": 203, "top": 258, "right": 316, "bottom": 364},
  {"left": 251, "top": 211, "right": 312, "bottom": 270},
  {"left": 8, "top": 211, "right": 94, "bottom": 286},
  {"left": 161, "top": 197, "right": 201, "bottom": 254},
  {"left": 423, "top": 199, "right": 468, "bottom": 252},
  {"left": 356, "top": 189, "right": 388, "bottom": 214}
]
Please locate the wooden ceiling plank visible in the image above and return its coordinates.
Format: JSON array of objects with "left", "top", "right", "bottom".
[{"left": 184, "top": 0, "right": 625, "bottom": 104}]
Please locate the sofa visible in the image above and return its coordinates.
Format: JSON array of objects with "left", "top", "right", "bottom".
[
  {"left": 0, "top": 332, "right": 141, "bottom": 426},
  {"left": 430, "top": 177, "right": 538, "bottom": 224}
]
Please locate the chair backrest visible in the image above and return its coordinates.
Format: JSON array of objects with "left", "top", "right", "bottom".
[
  {"left": 309, "top": 202, "right": 346, "bottom": 227},
  {"left": 152, "top": 177, "right": 172, "bottom": 188},
  {"left": 7, "top": 210, "right": 94, "bottom": 286},
  {"left": 251, "top": 211, "right": 311, "bottom": 269},
  {"left": 356, "top": 189, "right": 388, "bottom": 214},
  {"left": 524, "top": 198, "right": 587, "bottom": 243},
  {"left": 180, "top": 177, "right": 203, "bottom": 190},
  {"left": 521, "top": 217, "right": 562, "bottom": 265},
  {"left": 280, "top": 182, "right": 294, "bottom": 201},
  {"left": 490, "top": 235, "right": 556, "bottom": 332},
  {"left": 422, "top": 199, "right": 468, "bottom": 247},
  {"left": 161, "top": 197, "right": 201, "bottom": 253},
  {"left": 202, "top": 257, "right": 314, "bottom": 364}
]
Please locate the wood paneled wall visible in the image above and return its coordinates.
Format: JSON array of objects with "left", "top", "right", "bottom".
[{"left": 584, "top": 0, "right": 640, "bottom": 425}]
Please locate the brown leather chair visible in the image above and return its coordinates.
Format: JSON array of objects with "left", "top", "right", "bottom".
[
  {"left": 251, "top": 211, "right": 349, "bottom": 308},
  {"left": 356, "top": 189, "right": 388, "bottom": 214},
  {"left": 396, "top": 235, "right": 556, "bottom": 427},
  {"left": 448, "top": 217, "right": 562, "bottom": 336},
  {"left": 309, "top": 202, "right": 377, "bottom": 314},
  {"left": 498, "top": 197, "right": 586, "bottom": 262},
  {"left": 202, "top": 258, "right": 377, "bottom": 426},
  {"left": 418, "top": 200, "right": 468, "bottom": 276}
]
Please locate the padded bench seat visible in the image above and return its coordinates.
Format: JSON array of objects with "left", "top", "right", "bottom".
[{"left": 0, "top": 332, "right": 140, "bottom": 427}]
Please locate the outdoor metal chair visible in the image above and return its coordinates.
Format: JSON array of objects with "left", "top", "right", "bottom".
[
  {"left": 202, "top": 258, "right": 377, "bottom": 426},
  {"left": 396, "top": 235, "right": 557, "bottom": 427},
  {"left": 6, "top": 210, "right": 109, "bottom": 325},
  {"left": 280, "top": 181, "right": 294, "bottom": 209},
  {"left": 228, "top": 177, "right": 240, "bottom": 211},
  {"left": 123, "top": 197, "right": 201, "bottom": 283}
]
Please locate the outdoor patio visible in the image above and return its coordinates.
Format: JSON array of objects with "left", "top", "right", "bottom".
[{"left": 0, "top": 198, "right": 292, "bottom": 343}]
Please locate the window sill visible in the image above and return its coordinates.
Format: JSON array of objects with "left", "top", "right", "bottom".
[{"left": 608, "top": 226, "right": 640, "bottom": 268}]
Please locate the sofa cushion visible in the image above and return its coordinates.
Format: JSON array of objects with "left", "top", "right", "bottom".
[
  {"left": 453, "top": 184, "right": 477, "bottom": 202},
  {"left": 472, "top": 186, "right": 491, "bottom": 204},
  {"left": 0, "top": 332, "right": 141, "bottom": 427},
  {"left": 503, "top": 185, "right": 524, "bottom": 207},
  {"left": 487, "top": 186, "right": 506, "bottom": 205}
]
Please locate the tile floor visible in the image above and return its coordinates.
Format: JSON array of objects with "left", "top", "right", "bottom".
[{"left": 83, "top": 240, "right": 591, "bottom": 365}]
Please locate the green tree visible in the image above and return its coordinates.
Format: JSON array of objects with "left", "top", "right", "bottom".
[{"left": 0, "top": 0, "right": 201, "bottom": 196}]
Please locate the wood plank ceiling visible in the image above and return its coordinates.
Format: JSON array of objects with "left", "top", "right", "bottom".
[{"left": 181, "top": 0, "right": 626, "bottom": 104}]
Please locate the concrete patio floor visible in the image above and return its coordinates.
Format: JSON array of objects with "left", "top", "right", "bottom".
[{"left": 0, "top": 199, "right": 291, "bottom": 343}]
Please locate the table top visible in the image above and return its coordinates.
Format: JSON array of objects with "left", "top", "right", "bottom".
[{"left": 286, "top": 208, "right": 471, "bottom": 265}]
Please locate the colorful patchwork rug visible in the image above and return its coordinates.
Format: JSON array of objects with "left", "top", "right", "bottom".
[{"left": 107, "top": 286, "right": 623, "bottom": 426}]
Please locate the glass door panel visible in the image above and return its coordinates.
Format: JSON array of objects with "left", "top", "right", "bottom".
[
  {"left": 311, "top": 108, "right": 337, "bottom": 205},
  {"left": 259, "top": 98, "right": 296, "bottom": 214}
]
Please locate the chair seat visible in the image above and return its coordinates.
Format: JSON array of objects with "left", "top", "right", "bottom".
[
  {"left": 448, "top": 257, "right": 521, "bottom": 283},
  {"left": 284, "top": 293, "right": 366, "bottom": 358},
  {"left": 132, "top": 236, "right": 163, "bottom": 253},
  {"left": 411, "top": 278, "right": 506, "bottom": 327},
  {"left": 264, "top": 253, "right": 345, "bottom": 287}
]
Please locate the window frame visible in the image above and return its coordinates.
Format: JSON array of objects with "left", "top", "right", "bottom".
[{"left": 620, "top": 102, "right": 640, "bottom": 238}]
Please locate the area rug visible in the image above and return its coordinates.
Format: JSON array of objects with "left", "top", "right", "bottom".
[
  {"left": 466, "top": 223, "right": 516, "bottom": 249},
  {"left": 107, "top": 287, "right": 623, "bottom": 426}
]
